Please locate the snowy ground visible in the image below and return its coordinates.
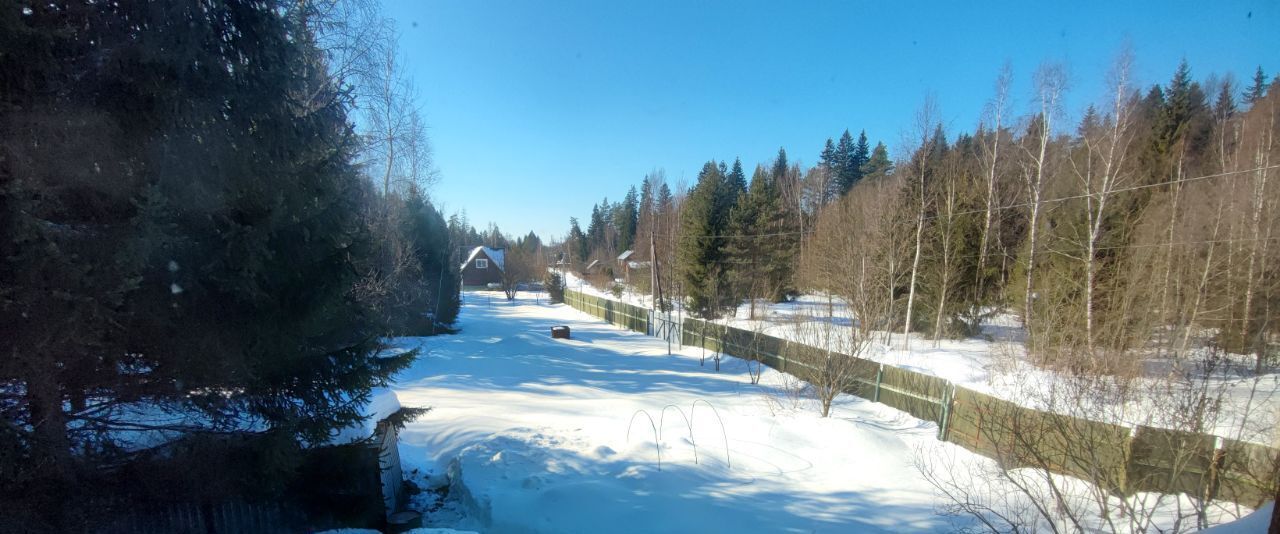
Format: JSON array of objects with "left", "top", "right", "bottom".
[
  {"left": 563, "top": 273, "right": 1280, "bottom": 446},
  {"left": 385, "top": 291, "right": 1255, "bottom": 533},
  {"left": 390, "top": 292, "right": 966, "bottom": 532}
]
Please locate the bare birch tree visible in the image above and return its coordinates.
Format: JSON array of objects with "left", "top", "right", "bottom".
[
  {"left": 902, "top": 98, "right": 943, "bottom": 349},
  {"left": 1018, "top": 63, "right": 1068, "bottom": 349},
  {"left": 1071, "top": 50, "right": 1138, "bottom": 355}
]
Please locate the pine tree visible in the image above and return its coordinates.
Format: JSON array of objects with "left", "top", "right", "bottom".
[
  {"left": 1, "top": 1, "right": 417, "bottom": 522},
  {"left": 638, "top": 175, "right": 655, "bottom": 241},
  {"left": 567, "top": 217, "right": 589, "bottom": 263},
  {"left": 828, "top": 130, "right": 870, "bottom": 197},
  {"left": 1214, "top": 81, "right": 1237, "bottom": 121},
  {"left": 819, "top": 138, "right": 839, "bottom": 203},
  {"left": 657, "top": 182, "right": 673, "bottom": 214},
  {"left": 1243, "top": 66, "right": 1268, "bottom": 105},
  {"left": 758, "top": 161, "right": 796, "bottom": 302},
  {"left": 727, "top": 173, "right": 761, "bottom": 313},
  {"left": 615, "top": 187, "right": 639, "bottom": 252},
  {"left": 727, "top": 158, "right": 748, "bottom": 196},
  {"left": 402, "top": 186, "right": 462, "bottom": 330},
  {"left": 820, "top": 138, "right": 838, "bottom": 170},
  {"left": 853, "top": 130, "right": 871, "bottom": 173},
  {"left": 862, "top": 142, "right": 894, "bottom": 179},
  {"left": 835, "top": 130, "right": 855, "bottom": 189},
  {"left": 677, "top": 161, "right": 736, "bottom": 318},
  {"left": 587, "top": 201, "right": 608, "bottom": 254}
]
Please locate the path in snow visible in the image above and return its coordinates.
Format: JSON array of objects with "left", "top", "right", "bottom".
[{"left": 388, "top": 291, "right": 970, "bottom": 533}]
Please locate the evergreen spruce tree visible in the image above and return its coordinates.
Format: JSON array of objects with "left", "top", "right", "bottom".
[
  {"left": 587, "top": 202, "right": 607, "bottom": 254},
  {"left": 726, "top": 171, "right": 762, "bottom": 310},
  {"left": 819, "top": 138, "right": 840, "bottom": 202},
  {"left": 862, "top": 142, "right": 894, "bottom": 179},
  {"left": 1214, "top": 81, "right": 1237, "bottom": 121},
  {"left": 852, "top": 130, "right": 871, "bottom": 178},
  {"left": 835, "top": 130, "right": 855, "bottom": 189},
  {"left": 756, "top": 161, "right": 796, "bottom": 302},
  {"left": 1243, "top": 66, "right": 1268, "bottom": 105},
  {"left": 657, "top": 182, "right": 674, "bottom": 215},
  {"left": 638, "top": 176, "right": 655, "bottom": 238},
  {"left": 677, "top": 161, "right": 736, "bottom": 318},
  {"left": 616, "top": 186, "right": 639, "bottom": 252},
  {"left": 727, "top": 158, "right": 748, "bottom": 197},
  {"left": 820, "top": 138, "right": 838, "bottom": 170},
  {"left": 567, "top": 217, "right": 589, "bottom": 263},
  {"left": 1, "top": 0, "right": 417, "bottom": 524},
  {"left": 402, "top": 186, "right": 462, "bottom": 330}
]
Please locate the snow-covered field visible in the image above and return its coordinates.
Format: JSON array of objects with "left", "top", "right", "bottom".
[
  {"left": 385, "top": 291, "right": 1259, "bottom": 533},
  {"left": 563, "top": 273, "right": 1280, "bottom": 446}
]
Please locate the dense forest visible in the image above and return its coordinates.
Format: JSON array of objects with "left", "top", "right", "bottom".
[
  {"left": 565, "top": 55, "right": 1280, "bottom": 373},
  {"left": 0, "top": 0, "right": 461, "bottom": 529}
]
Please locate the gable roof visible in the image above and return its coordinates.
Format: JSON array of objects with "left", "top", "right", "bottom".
[
  {"left": 616, "top": 250, "right": 634, "bottom": 262},
  {"left": 461, "top": 246, "right": 505, "bottom": 272}
]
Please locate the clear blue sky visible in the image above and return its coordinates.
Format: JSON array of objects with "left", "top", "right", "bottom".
[{"left": 382, "top": 0, "right": 1278, "bottom": 242}]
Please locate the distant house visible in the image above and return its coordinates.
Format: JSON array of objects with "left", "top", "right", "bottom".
[
  {"left": 616, "top": 250, "right": 636, "bottom": 282},
  {"left": 460, "top": 246, "right": 504, "bottom": 287},
  {"left": 583, "top": 259, "right": 601, "bottom": 274}
]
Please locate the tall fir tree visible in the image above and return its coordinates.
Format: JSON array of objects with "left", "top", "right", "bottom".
[
  {"left": 401, "top": 186, "right": 462, "bottom": 330},
  {"left": 615, "top": 187, "right": 639, "bottom": 252},
  {"left": 567, "top": 217, "right": 589, "bottom": 263},
  {"left": 862, "top": 142, "right": 894, "bottom": 179},
  {"left": 1243, "top": 66, "right": 1268, "bottom": 105},
  {"left": 1, "top": 0, "right": 418, "bottom": 523},
  {"left": 677, "top": 161, "right": 736, "bottom": 318},
  {"left": 727, "top": 158, "right": 748, "bottom": 197}
]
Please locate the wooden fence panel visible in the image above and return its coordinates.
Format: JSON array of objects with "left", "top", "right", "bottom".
[
  {"left": 946, "top": 386, "right": 1023, "bottom": 461},
  {"left": 1127, "top": 426, "right": 1216, "bottom": 496},
  {"left": 878, "top": 367, "right": 948, "bottom": 423},
  {"left": 560, "top": 289, "right": 1279, "bottom": 507},
  {"left": 1217, "top": 438, "right": 1280, "bottom": 507}
]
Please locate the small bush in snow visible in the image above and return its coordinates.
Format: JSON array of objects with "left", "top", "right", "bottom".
[{"left": 545, "top": 271, "right": 566, "bottom": 304}]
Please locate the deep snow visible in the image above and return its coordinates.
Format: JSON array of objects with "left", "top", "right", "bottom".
[
  {"left": 390, "top": 292, "right": 958, "bottom": 532},
  {"left": 563, "top": 272, "right": 1280, "bottom": 446},
  {"left": 385, "top": 291, "right": 1255, "bottom": 533}
]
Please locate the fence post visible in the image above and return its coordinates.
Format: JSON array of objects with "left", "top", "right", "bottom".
[
  {"left": 667, "top": 317, "right": 672, "bottom": 355},
  {"left": 873, "top": 364, "right": 884, "bottom": 403},
  {"left": 1204, "top": 436, "right": 1225, "bottom": 505},
  {"left": 937, "top": 383, "right": 953, "bottom": 442}
]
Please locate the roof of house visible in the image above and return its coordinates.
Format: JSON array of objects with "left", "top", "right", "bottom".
[
  {"left": 585, "top": 259, "right": 600, "bottom": 271},
  {"left": 461, "top": 246, "right": 505, "bottom": 272},
  {"left": 616, "top": 250, "right": 634, "bottom": 262}
]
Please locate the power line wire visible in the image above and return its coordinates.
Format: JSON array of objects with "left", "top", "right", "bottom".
[{"left": 652, "top": 164, "right": 1278, "bottom": 240}]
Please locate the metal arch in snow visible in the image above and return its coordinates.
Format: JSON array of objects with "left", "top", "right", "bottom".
[
  {"left": 691, "top": 399, "right": 731, "bottom": 469},
  {"left": 626, "top": 409, "right": 662, "bottom": 471},
  {"left": 659, "top": 404, "right": 698, "bottom": 465}
]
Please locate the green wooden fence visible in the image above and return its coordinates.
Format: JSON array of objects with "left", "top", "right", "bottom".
[{"left": 560, "top": 289, "right": 1279, "bottom": 507}]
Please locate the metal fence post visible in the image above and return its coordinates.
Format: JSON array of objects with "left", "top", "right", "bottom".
[
  {"left": 666, "top": 315, "right": 672, "bottom": 355},
  {"left": 937, "top": 383, "right": 953, "bottom": 442},
  {"left": 873, "top": 364, "right": 884, "bottom": 403}
]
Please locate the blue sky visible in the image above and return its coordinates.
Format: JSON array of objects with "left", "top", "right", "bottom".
[{"left": 382, "top": 0, "right": 1278, "bottom": 241}]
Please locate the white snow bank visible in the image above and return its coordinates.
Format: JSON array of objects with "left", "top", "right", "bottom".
[{"left": 328, "top": 387, "right": 402, "bottom": 445}]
